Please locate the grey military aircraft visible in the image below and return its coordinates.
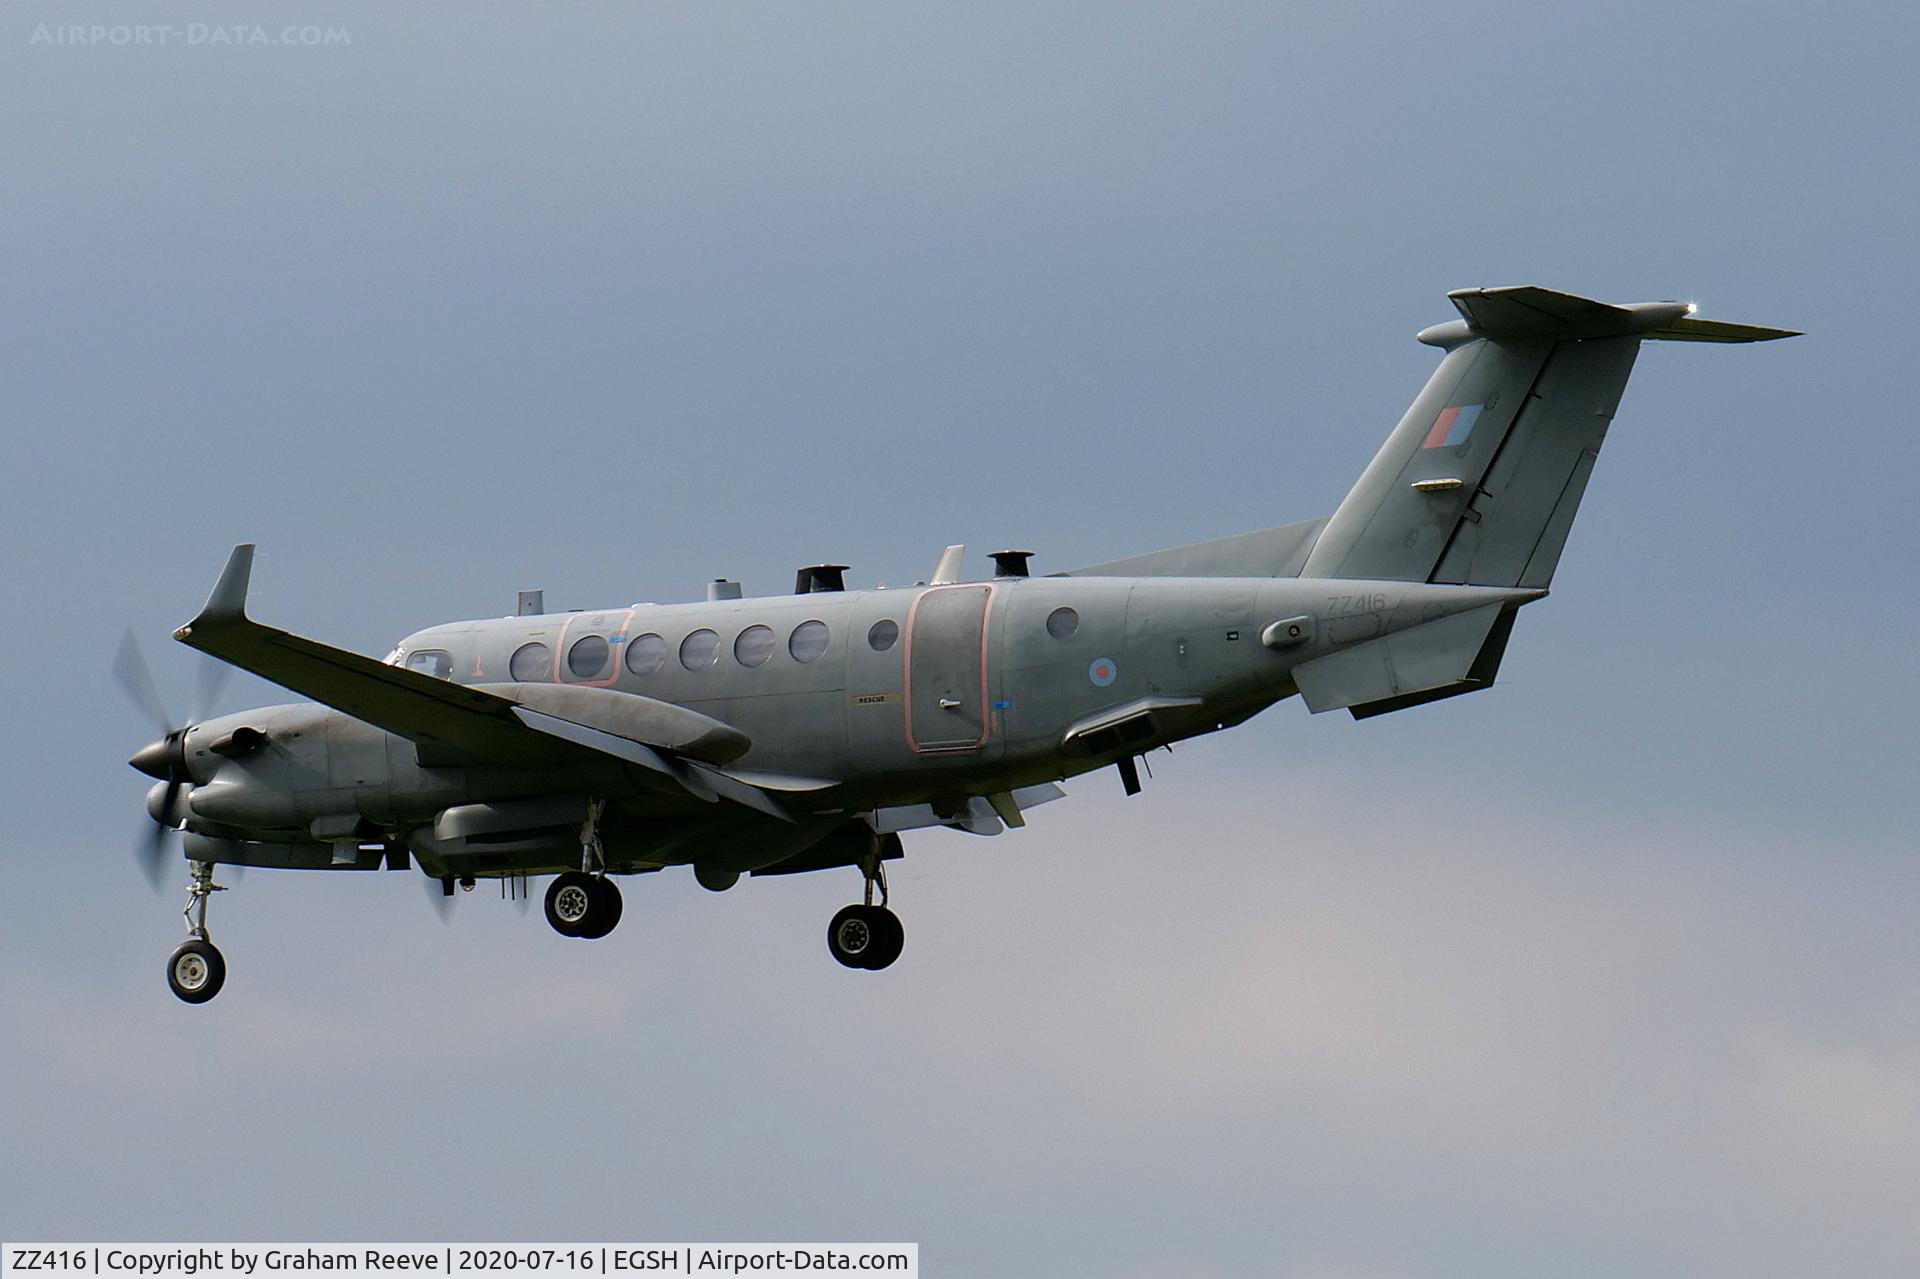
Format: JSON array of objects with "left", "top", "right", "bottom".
[{"left": 124, "top": 285, "right": 1795, "bottom": 1002}]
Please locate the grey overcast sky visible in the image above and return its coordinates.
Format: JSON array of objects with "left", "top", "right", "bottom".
[{"left": 2, "top": 2, "right": 1915, "bottom": 1275}]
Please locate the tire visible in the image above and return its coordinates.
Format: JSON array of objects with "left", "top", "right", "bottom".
[
  {"left": 827, "top": 904, "right": 901, "bottom": 970},
  {"left": 862, "top": 908, "right": 905, "bottom": 971},
  {"left": 576, "top": 876, "right": 623, "bottom": 940},
  {"left": 167, "top": 938, "right": 226, "bottom": 1004},
  {"left": 545, "top": 872, "right": 596, "bottom": 937}
]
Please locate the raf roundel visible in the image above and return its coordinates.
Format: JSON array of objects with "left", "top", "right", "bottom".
[{"left": 1088, "top": 657, "right": 1118, "bottom": 687}]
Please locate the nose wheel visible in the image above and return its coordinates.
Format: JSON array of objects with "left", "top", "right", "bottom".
[
  {"left": 167, "top": 937, "right": 225, "bottom": 1003},
  {"left": 827, "top": 854, "right": 904, "bottom": 970},
  {"left": 166, "top": 860, "right": 228, "bottom": 1004}
]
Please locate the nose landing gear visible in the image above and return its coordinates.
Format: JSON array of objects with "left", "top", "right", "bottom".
[
  {"left": 166, "top": 860, "right": 228, "bottom": 1004},
  {"left": 827, "top": 854, "right": 904, "bottom": 971}
]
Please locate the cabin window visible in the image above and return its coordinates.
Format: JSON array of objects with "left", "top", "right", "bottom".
[
  {"left": 734, "top": 625, "right": 775, "bottom": 668},
  {"left": 567, "top": 634, "right": 610, "bottom": 679},
  {"left": 405, "top": 649, "right": 453, "bottom": 679},
  {"left": 1046, "top": 606, "right": 1079, "bottom": 640},
  {"left": 625, "top": 632, "right": 666, "bottom": 676},
  {"left": 680, "top": 629, "right": 721, "bottom": 670},
  {"left": 509, "top": 642, "right": 551, "bottom": 682},
  {"left": 789, "top": 619, "right": 830, "bottom": 663},
  {"left": 867, "top": 619, "right": 899, "bottom": 652}
]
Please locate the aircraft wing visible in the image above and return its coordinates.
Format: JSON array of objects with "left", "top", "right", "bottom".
[{"left": 172, "top": 545, "right": 791, "bottom": 821}]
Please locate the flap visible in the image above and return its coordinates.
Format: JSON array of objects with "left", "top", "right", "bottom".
[{"left": 480, "top": 682, "right": 749, "bottom": 764}]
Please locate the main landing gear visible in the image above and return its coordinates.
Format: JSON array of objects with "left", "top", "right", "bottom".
[
  {"left": 167, "top": 860, "right": 227, "bottom": 1004},
  {"left": 544, "top": 872, "right": 623, "bottom": 939},
  {"left": 545, "top": 798, "right": 623, "bottom": 939},
  {"left": 827, "top": 855, "right": 904, "bottom": 971}
]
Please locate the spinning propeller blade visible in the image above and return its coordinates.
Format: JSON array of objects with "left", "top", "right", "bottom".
[
  {"left": 114, "top": 629, "right": 174, "bottom": 737},
  {"left": 136, "top": 814, "right": 173, "bottom": 893},
  {"left": 118, "top": 628, "right": 232, "bottom": 894}
]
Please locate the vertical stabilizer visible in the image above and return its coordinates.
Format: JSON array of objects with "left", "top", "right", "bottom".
[{"left": 1300, "top": 287, "right": 1796, "bottom": 587}]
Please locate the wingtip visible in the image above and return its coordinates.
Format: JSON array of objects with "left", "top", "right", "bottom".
[{"left": 177, "top": 544, "right": 255, "bottom": 638}]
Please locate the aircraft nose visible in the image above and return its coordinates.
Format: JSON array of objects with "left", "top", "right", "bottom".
[{"left": 130, "top": 736, "right": 180, "bottom": 779}]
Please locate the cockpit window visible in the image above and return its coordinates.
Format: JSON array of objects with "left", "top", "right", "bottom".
[{"left": 405, "top": 649, "right": 453, "bottom": 679}]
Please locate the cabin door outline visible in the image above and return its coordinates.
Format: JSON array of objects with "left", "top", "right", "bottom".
[{"left": 903, "top": 584, "right": 995, "bottom": 753}]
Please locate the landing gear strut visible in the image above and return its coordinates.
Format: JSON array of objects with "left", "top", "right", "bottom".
[
  {"left": 167, "top": 860, "right": 227, "bottom": 1004},
  {"left": 827, "top": 854, "right": 904, "bottom": 971},
  {"left": 545, "top": 800, "right": 623, "bottom": 939}
]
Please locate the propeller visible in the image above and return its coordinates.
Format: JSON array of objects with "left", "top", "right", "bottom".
[{"left": 116, "top": 628, "right": 233, "bottom": 892}]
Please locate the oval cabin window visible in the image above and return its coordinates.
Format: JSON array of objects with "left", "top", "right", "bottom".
[
  {"left": 680, "top": 629, "right": 721, "bottom": 670},
  {"left": 789, "top": 620, "right": 830, "bottom": 663},
  {"left": 509, "top": 642, "right": 551, "bottom": 682},
  {"left": 567, "top": 634, "right": 610, "bottom": 679},
  {"left": 625, "top": 633, "right": 666, "bottom": 676},
  {"left": 734, "top": 625, "right": 776, "bottom": 668}
]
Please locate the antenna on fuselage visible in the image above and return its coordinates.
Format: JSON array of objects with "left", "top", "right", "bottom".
[
  {"left": 517, "top": 590, "right": 544, "bottom": 617},
  {"left": 929, "top": 545, "right": 965, "bottom": 585}
]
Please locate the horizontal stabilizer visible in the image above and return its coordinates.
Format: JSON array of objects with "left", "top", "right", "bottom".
[
  {"left": 1441, "top": 286, "right": 1798, "bottom": 344},
  {"left": 1642, "top": 315, "right": 1802, "bottom": 343}
]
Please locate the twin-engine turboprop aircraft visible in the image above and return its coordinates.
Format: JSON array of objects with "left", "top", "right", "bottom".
[{"left": 125, "top": 285, "right": 1795, "bottom": 1002}]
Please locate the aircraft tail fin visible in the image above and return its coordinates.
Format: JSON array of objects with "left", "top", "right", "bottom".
[{"left": 1299, "top": 286, "right": 1797, "bottom": 588}]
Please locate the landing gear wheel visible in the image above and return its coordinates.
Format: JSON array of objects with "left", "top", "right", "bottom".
[
  {"left": 577, "top": 876, "right": 623, "bottom": 940},
  {"left": 828, "top": 904, "right": 904, "bottom": 970},
  {"left": 545, "top": 872, "right": 595, "bottom": 937},
  {"left": 167, "top": 938, "right": 226, "bottom": 1004},
  {"left": 862, "top": 907, "right": 904, "bottom": 970},
  {"left": 546, "top": 872, "right": 623, "bottom": 939}
]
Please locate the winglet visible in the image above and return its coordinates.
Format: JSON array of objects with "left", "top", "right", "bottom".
[{"left": 178, "top": 544, "right": 255, "bottom": 637}]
